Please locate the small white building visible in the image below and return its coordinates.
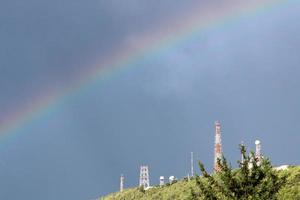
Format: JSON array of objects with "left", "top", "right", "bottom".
[
  {"left": 159, "top": 176, "right": 165, "bottom": 186},
  {"left": 169, "top": 176, "right": 176, "bottom": 184},
  {"left": 274, "top": 165, "right": 289, "bottom": 171}
]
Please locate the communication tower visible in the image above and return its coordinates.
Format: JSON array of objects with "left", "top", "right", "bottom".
[
  {"left": 120, "top": 174, "right": 124, "bottom": 192},
  {"left": 255, "top": 140, "right": 262, "bottom": 165},
  {"left": 139, "top": 165, "right": 150, "bottom": 189},
  {"left": 241, "top": 141, "right": 245, "bottom": 163},
  {"left": 191, "top": 152, "right": 194, "bottom": 177},
  {"left": 214, "top": 121, "right": 222, "bottom": 172}
]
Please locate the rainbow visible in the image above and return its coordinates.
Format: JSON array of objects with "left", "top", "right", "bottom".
[{"left": 0, "top": 0, "right": 294, "bottom": 141}]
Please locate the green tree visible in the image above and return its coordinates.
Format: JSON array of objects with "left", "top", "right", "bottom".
[
  {"left": 194, "top": 144, "right": 286, "bottom": 200},
  {"left": 277, "top": 166, "right": 300, "bottom": 200}
]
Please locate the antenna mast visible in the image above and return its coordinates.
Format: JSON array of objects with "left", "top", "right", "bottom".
[
  {"left": 191, "top": 152, "right": 194, "bottom": 177},
  {"left": 120, "top": 174, "right": 124, "bottom": 192},
  {"left": 214, "top": 121, "right": 222, "bottom": 172},
  {"left": 241, "top": 141, "right": 245, "bottom": 163},
  {"left": 139, "top": 165, "right": 150, "bottom": 189},
  {"left": 255, "top": 140, "right": 262, "bottom": 165}
]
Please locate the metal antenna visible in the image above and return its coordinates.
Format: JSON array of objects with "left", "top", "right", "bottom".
[
  {"left": 255, "top": 140, "right": 262, "bottom": 165},
  {"left": 191, "top": 152, "right": 194, "bottom": 177},
  {"left": 214, "top": 121, "right": 222, "bottom": 172},
  {"left": 139, "top": 165, "right": 150, "bottom": 189},
  {"left": 120, "top": 174, "right": 124, "bottom": 192},
  {"left": 241, "top": 141, "right": 245, "bottom": 163}
]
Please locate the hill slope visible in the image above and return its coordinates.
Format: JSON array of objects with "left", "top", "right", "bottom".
[{"left": 100, "top": 166, "right": 300, "bottom": 200}]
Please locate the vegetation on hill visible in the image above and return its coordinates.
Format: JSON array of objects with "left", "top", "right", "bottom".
[{"left": 101, "top": 145, "right": 300, "bottom": 200}]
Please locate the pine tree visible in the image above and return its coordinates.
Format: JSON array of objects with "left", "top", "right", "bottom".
[{"left": 193, "top": 144, "right": 286, "bottom": 200}]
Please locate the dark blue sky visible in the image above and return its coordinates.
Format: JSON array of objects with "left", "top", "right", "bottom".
[{"left": 0, "top": 0, "right": 300, "bottom": 199}]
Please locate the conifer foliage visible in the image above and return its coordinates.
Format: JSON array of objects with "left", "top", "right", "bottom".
[{"left": 194, "top": 144, "right": 286, "bottom": 200}]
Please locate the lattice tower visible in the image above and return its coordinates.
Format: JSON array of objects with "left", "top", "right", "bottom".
[
  {"left": 139, "top": 165, "right": 150, "bottom": 188},
  {"left": 214, "top": 121, "right": 222, "bottom": 172},
  {"left": 255, "top": 140, "right": 262, "bottom": 165}
]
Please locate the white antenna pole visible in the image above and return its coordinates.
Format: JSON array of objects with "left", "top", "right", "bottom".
[
  {"left": 120, "top": 174, "right": 124, "bottom": 192},
  {"left": 191, "top": 152, "right": 194, "bottom": 177},
  {"left": 255, "top": 140, "right": 262, "bottom": 165}
]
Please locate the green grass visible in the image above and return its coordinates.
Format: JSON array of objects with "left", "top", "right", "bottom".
[
  {"left": 100, "top": 166, "right": 300, "bottom": 200},
  {"left": 100, "top": 179, "right": 197, "bottom": 200}
]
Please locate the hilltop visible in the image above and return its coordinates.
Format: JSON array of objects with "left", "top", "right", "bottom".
[{"left": 100, "top": 165, "right": 300, "bottom": 200}]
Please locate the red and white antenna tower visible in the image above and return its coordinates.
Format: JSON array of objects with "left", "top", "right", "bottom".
[{"left": 214, "top": 121, "right": 222, "bottom": 172}]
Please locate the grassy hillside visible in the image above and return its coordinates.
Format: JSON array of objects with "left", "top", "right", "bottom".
[
  {"left": 100, "top": 166, "right": 300, "bottom": 200},
  {"left": 100, "top": 178, "right": 197, "bottom": 200}
]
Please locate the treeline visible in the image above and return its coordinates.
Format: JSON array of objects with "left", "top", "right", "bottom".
[{"left": 101, "top": 145, "right": 300, "bottom": 200}]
